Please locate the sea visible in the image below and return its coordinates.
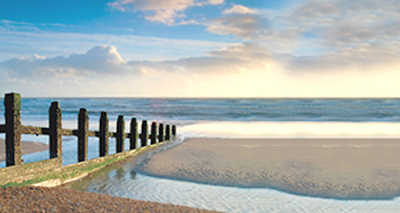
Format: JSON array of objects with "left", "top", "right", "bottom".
[{"left": 1, "top": 98, "right": 400, "bottom": 212}]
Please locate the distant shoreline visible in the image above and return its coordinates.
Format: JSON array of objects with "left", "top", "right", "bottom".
[
  {"left": 0, "top": 139, "right": 48, "bottom": 162},
  {"left": 139, "top": 137, "right": 400, "bottom": 200}
]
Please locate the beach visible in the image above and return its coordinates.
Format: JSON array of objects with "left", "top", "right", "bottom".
[
  {"left": 139, "top": 138, "right": 400, "bottom": 199},
  {"left": 0, "top": 139, "right": 48, "bottom": 162},
  {"left": 0, "top": 186, "right": 221, "bottom": 213},
  {"left": 0, "top": 139, "right": 220, "bottom": 213}
]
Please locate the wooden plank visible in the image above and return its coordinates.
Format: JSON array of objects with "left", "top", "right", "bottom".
[
  {"left": 49, "top": 102, "right": 62, "bottom": 160},
  {"left": 116, "top": 115, "right": 125, "bottom": 153},
  {"left": 78, "top": 108, "right": 88, "bottom": 162},
  {"left": 99, "top": 112, "right": 109, "bottom": 157},
  {"left": 5, "top": 93, "right": 23, "bottom": 166},
  {"left": 20, "top": 126, "right": 49, "bottom": 135},
  {"left": 87, "top": 130, "right": 96, "bottom": 137},
  {"left": 61, "top": 129, "right": 75, "bottom": 136},
  {"left": 165, "top": 125, "right": 171, "bottom": 141},
  {"left": 150, "top": 122, "right": 157, "bottom": 145},
  {"left": 130, "top": 118, "right": 137, "bottom": 150},
  {"left": 158, "top": 123, "right": 164, "bottom": 143},
  {"left": 140, "top": 120, "right": 148, "bottom": 147},
  {"left": 172, "top": 125, "right": 177, "bottom": 137}
]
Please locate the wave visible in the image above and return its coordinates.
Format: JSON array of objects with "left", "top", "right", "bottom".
[{"left": 179, "top": 121, "right": 400, "bottom": 138}]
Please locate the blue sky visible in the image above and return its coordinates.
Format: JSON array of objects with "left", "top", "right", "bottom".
[{"left": 1, "top": 0, "right": 400, "bottom": 97}]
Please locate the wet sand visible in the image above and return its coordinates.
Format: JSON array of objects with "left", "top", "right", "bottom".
[
  {"left": 139, "top": 138, "right": 400, "bottom": 199},
  {"left": 0, "top": 139, "right": 48, "bottom": 162}
]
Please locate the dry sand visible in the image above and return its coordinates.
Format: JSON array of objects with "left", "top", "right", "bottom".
[
  {"left": 139, "top": 138, "right": 400, "bottom": 199},
  {"left": 0, "top": 139, "right": 49, "bottom": 162}
]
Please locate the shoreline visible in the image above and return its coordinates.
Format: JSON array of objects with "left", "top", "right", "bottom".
[
  {"left": 138, "top": 137, "right": 400, "bottom": 200},
  {"left": 0, "top": 139, "right": 49, "bottom": 162}
]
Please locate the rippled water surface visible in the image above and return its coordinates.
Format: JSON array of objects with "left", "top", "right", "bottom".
[{"left": 69, "top": 154, "right": 400, "bottom": 212}]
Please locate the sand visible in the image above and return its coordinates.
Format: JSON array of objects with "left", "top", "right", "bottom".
[
  {"left": 0, "top": 139, "right": 49, "bottom": 162},
  {"left": 0, "top": 186, "right": 221, "bottom": 213},
  {"left": 139, "top": 138, "right": 400, "bottom": 199}
]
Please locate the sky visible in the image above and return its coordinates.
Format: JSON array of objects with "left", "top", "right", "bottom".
[{"left": 0, "top": 0, "right": 400, "bottom": 97}]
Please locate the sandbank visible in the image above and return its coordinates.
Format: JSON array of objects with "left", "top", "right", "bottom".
[
  {"left": 0, "top": 139, "right": 48, "bottom": 162},
  {"left": 139, "top": 138, "right": 400, "bottom": 199}
]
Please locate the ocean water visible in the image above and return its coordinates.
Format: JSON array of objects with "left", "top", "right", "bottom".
[
  {"left": 1, "top": 98, "right": 400, "bottom": 212},
  {"left": 2, "top": 98, "right": 400, "bottom": 124}
]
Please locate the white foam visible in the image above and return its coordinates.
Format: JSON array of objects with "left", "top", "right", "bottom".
[{"left": 179, "top": 121, "right": 400, "bottom": 138}]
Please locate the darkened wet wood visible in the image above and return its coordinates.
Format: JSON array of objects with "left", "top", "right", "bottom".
[
  {"left": 4, "top": 93, "right": 23, "bottom": 166},
  {"left": 49, "top": 102, "right": 62, "bottom": 161}
]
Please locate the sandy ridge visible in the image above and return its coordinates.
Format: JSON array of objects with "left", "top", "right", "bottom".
[{"left": 139, "top": 138, "right": 400, "bottom": 199}]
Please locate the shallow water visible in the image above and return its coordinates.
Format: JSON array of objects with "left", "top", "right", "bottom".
[
  {"left": 70, "top": 157, "right": 400, "bottom": 212},
  {"left": 65, "top": 137, "right": 400, "bottom": 212}
]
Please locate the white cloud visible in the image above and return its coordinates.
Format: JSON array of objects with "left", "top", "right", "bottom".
[
  {"left": 207, "top": 14, "right": 260, "bottom": 40},
  {"left": 205, "top": 4, "right": 268, "bottom": 40},
  {"left": 201, "top": 0, "right": 400, "bottom": 75},
  {"left": 0, "top": 43, "right": 273, "bottom": 97},
  {"left": 208, "top": 0, "right": 224, "bottom": 5},
  {"left": 108, "top": 0, "right": 224, "bottom": 25},
  {"left": 0, "top": 42, "right": 269, "bottom": 79},
  {"left": 273, "top": 0, "right": 400, "bottom": 72},
  {"left": 1, "top": 46, "right": 131, "bottom": 78},
  {"left": 2, "top": 43, "right": 400, "bottom": 98},
  {"left": 222, "top": 5, "right": 255, "bottom": 15}
]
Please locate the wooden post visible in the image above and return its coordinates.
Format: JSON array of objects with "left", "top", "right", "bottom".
[
  {"left": 158, "top": 123, "right": 164, "bottom": 143},
  {"left": 140, "top": 120, "right": 148, "bottom": 147},
  {"left": 150, "top": 122, "right": 157, "bottom": 145},
  {"left": 116, "top": 115, "right": 125, "bottom": 153},
  {"left": 49, "top": 102, "right": 62, "bottom": 162},
  {"left": 99, "top": 112, "right": 109, "bottom": 157},
  {"left": 130, "top": 118, "right": 137, "bottom": 150},
  {"left": 165, "top": 125, "right": 171, "bottom": 141},
  {"left": 4, "top": 93, "right": 23, "bottom": 166},
  {"left": 172, "top": 125, "right": 177, "bottom": 137},
  {"left": 78, "top": 108, "right": 88, "bottom": 162}
]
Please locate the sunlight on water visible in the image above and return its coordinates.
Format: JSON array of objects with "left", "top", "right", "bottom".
[{"left": 179, "top": 121, "right": 400, "bottom": 138}]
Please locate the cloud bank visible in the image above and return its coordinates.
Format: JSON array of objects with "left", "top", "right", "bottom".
[{"left": 0, "top": 43, "right": 270, "bottom": 78}]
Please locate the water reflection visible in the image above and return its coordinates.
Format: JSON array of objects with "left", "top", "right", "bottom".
[{"left": 130, "top": 171, "right": 137, "bottom": 180}]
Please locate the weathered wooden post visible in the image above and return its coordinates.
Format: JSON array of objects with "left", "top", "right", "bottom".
[
  {"left": 49, "top": 102, "right": 62, "bottom": 162},
  {"left": 172, "top": 125, "right": 177, "bottom": 137},
  {"left": 140, "top": 120, "right": 148, "bottom": 147},
  {"left": 99, "top": 112, "right": 109, "bottom": 157},
  {"left": 4, "top": 93, "right": 23, "bottom": 166},
  {"left": 116, "top": 115, "right": 125, "bottom": 153},
  {"left": 158, "top": 123, "right": 164, "bottom": 143},
  {"left": 150, "top": 122, "right": 157, "bottom": 145},
  {"left": 78, "top": 108, "right": 88, "bottom": 162},
  {"left": 130, "top": 118, "right": 137, "bottom": 150},
  {"left": 165, "top": 125, "right": 171, "bottom": 141}
]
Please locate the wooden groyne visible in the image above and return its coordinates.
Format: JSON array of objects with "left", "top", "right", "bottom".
[{"left": 0, "top": 93, "right": 176, "bottom": 186}]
